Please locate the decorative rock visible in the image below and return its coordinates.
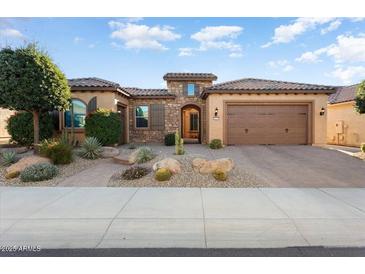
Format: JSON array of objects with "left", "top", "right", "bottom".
[
  {"left": 192, "top": 157, "right": 234, "bottom": 174},
  {"left": 6, "top": 156, "right": 51, "bottom": 178},
  {"left": 14, "top": 147, "right": 29, "bottom": 154},
  {"left": 100, "top": 147, "right": 120, "bottom": 158},
  {"left": 152, "top": 158, "right": 182, "bottom": 174}
]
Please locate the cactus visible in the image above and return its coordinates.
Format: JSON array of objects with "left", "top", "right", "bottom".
[
  {"left": 212, "top": 168, "right": 228, "bottom": 181},
  {"left": 175, "top": 129, "right": 185, "bottom": 155},
  {"left": 155, "top": 168, "right": 172, "bottom": 181}
]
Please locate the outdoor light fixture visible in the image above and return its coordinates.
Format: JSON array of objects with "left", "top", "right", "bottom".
[
  {"left": 213, "top": 107, "right": 219, "bottom": 119},
  {"left": 320, "top": 107, "right": 325, "bottom": 116}
]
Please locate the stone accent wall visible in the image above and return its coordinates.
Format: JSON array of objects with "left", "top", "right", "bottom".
[{"left": 129, "top": 79, "right": 213, "bottom": 144}]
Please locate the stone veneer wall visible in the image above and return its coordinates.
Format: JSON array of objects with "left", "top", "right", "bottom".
[{"left": 129, "top": 79, "right": 213, "bottom": 144}]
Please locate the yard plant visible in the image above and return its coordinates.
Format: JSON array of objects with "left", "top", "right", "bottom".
[
  {"left": 209, "top": 139, "right": 223, "bottom": 149},
  {"left": 39, "top": 139, "right": 73, "bottom": 165},
  {"left": 85, "top": 108, "right": 121, "bottom": 145},
  {"left": 212, "top": 168, "right": 228, "bottom": 181},
  {"left": 79, "top": 137, "right": 103, "bottom": 160},
  {"left": 121, "top": 166, "right": 150, "bottom": 180},
  {"left": 0, "top": 44, "right": 71, "bottom": 145},
  {"left": 175, "top": 130, "right": 184, "bottom": 155},
  {"left": 155, "top": 168, "right": 172, "bottom": 181},
  {"left": 1, "top": 151, "right": 17, "bottom": 166},
  {"left": 164, "top": 133, "right": 175, "bottom": 146},
  {"left": 20, "top": 163, "right": 58, "bottom": 182},
  {"left": 361, "top": 143, "right": 365, "bottom": 153},
  {"left": 355, "top": 80, "right": 365, "bottom": 114}
]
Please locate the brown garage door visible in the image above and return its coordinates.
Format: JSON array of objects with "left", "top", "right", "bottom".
[{"left": 227, "top": 104, "right": 308, "bottom": 145}]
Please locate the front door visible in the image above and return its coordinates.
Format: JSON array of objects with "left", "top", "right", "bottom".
[
  {"left": 117, "top": 105, "right": 127, "bottom": 145},
  {"left": 181, "top": 105, "right": 200, "bottom": 143}
]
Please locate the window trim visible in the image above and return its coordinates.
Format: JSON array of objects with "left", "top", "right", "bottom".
[
  {"left": 64, "top": 98, "right": 87, "bottom": 129},
  {"left": 187, "top": 83, "right": 196, "bottom": 97},
  {"left": 135, "top": 105, "right": 150, "bottom": 129}
]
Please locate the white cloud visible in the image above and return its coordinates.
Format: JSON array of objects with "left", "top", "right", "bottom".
[
  {"left": 182, "top": 25, "right": 243, "bottom": 57},
  {"left": 262, "top": 17, "right": 336, "bottom": 48},
  {"left": 330, "top": 65, "right": 365, "bottom": 84},
  {"left": 268, "top": 59, "right": 294, "bottom": 72},
  {"left": 0, "top": 28, "right": 25, "bottom": 39},
  {"left": 108, "top": 21, "right": 181, "bottom": 51},
  {"left": 178, "top": 47, "right": 194, "bottom": 57},
  {"left": 73, "top": 36, "right": 83, "bottom": 44},
  {"left": 88, "top": 43, "right": 96, "bottom": 48},
  {"left": 350, "top": 17, "right": 365, "bottom": 22},
  {"left": 320, "top": 19, "right": 341, "bottom": 35}
]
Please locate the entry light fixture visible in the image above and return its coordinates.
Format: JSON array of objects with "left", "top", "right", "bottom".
[
  {"left": 320, "top": 107, "right": 325, "bottom": 116},
  {"left": 213, "top": 107, "right": 219, "bottom": 119}
]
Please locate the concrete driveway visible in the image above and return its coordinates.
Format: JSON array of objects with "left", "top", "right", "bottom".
[{"left": 208, "top": 145, "right": 365, "bottom": 187}]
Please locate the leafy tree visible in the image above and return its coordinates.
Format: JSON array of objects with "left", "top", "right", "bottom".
[
  {"left": 0, "top": 44, "right": 71, "bottom": 145},
  {"left": 355, "top": 80, "right": 365, "bottom": 114}
]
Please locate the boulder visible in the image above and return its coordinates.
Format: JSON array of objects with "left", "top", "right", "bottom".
[
  {"left": 152, "top": 158, "right": 182, "bottom": 174},
  {"left": 192, "top": 157, "right": 234, "bottom": 174},
  {"left": 6, "top": 156, "right": 51, "bottom": 178},
  {"left": 100, "top": 147, "right": 120, "bottom": 158}
]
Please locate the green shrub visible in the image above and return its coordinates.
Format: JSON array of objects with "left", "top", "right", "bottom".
[
  {"left": 155, "top": 168, "right": 172, "bottom": 181},
  {"left": 20, "top": 163, "right": 58, "bottom": 182},
  {"left": 212, "top": 168, "right": 227, "bottom": 181},
  {"left": 209, "top": 139, "right": 223, "bottom": 149},
  {"left": 6, "top": 112, "right": 54, "bottom": 146},
  {"left": 1, "top": 151, "right": 17, "bottom": 166},
  {"left": 175, "top": 130, "right": 184, "bottom": 155},
  {"left": 85, "top": 109, "right": 121, "bottom": 145},
  {"left": 131, "top": 147, "right": 155, "bottom": 164},
  {"left": 39, "top": 139, "right": 73, "bottom": 165},
  {"left": 79, "top": 137, "right": 102, "bottom": 159},
  {"left": 164, "top": 133, "right": 175, "bottom": 146},
  {"left": 122, "top": 166, "right": 150, "bottom": 180},
  {"left": 361, "top": 143, "right": 365, "bottom": 153}
]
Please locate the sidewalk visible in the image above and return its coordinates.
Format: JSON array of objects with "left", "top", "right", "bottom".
[{"left": 1, "top": 187, "right": 365, "bottom": 249}]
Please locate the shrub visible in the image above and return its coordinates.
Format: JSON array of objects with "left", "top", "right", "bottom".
[
  {"left": 361, "top": 143, "right": 365, "bottom": 153},
  {"left": 164, "top": 133, "right": 175, "bottom": 146},
  {"left": 155, "top": 168, "right": 172, "bottom": 181},
  {"left": 79, "top": 137, "right": 102, "bottom": 160},
  {"left": 39, "top": 139, "right": 73, "bottom": 165},
  {"left": 20, "top": 163, "right": 58, "bottom": 182},
  {"left": 85, "top": 109, "right": 121, "bottom": 145},
  {"left": 175, "top": 130, "right": 184, "bottom": 155},
  {"left": 131, "top": 147, "right": 155, "bottom": 164},
  {"left": 1, "top": 151, "right": 17, "bottom": 166},
  {"left": 212, "top": 168, "right": 228, "bottom": 181},
  {"left": 6, "top": 112, "right": 54, "bottom": 146},
  {"left": 209, "top": 139, "right": 223, "bottom": 149},
  {"left": 122, "top": 166, "right": 150, "bottom": 180}
]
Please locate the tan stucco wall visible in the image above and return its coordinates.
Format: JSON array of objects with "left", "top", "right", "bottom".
[
  {"left": 327, "top": 101, "right": 365, "bottom": 147},
  {"left": 0, "top": 108, "right": 15, "bottom": 142},
  {"left": 63, "top": 90, "right": 130, "bottom": 144},
  {"left": 206, "top": 93, "right": 329, "bottom": 145}
]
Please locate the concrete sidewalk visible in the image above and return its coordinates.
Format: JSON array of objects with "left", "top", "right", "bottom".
[{"left": 1, "top": 187, "right": 365, "bottom": 249}]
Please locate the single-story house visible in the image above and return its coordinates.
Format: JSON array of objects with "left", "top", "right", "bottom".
[
  {"left": 0, "top": 73, "right": 336, "bottom": 146},
  {"left": 327, "top": 84, "right": 365, "bottom": 147}
]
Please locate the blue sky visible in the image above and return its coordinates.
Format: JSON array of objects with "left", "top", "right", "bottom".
[{"left": 1, "top": 17, "right": 365, "bottom": 88}]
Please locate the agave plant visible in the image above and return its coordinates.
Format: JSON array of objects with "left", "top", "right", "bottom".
[
  {"left": 1, "top": 150, "right": 17, "bottom": 166},
  {"left": 79, "top": 137, "right": 102, "bottom": 160}
]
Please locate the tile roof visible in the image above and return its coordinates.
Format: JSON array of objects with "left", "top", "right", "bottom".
[
  {"left": 68, "top": 77, "right": 121, "bottom": 89},
  {"left": 329, "top": 84, "right": 358, "bottom": 104},
  {"left": 204, "top": 78, "right": 335, "bottom": 94},
  {"left": 123, "top": 87, "right": 175, "bottom": 98},
  {"left": 163, "top": 73, "right": 217, "bottom": 81}
]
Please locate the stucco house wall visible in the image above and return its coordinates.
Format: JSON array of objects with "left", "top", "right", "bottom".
[
  {"left": 0, "top": 108, "right": 14, "bottom": 143},
  {"left": 327, "top": 101, "right": 365, "bottom": 147},
  {"left": 206, "top": 93, "right": 329, "bottom": 146}
]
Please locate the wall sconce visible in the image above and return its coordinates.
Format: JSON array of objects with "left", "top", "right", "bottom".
[
  {"left": 213, "top": 107, "right": 219, "bottom": 120},
  {"left": 320, "top": 107, "right": 325, "bottom": 116}
]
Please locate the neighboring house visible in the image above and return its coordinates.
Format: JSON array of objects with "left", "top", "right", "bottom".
[
  {"left": 0, "top": 108, "right": 14, "bottom": 143},
  {"left": 327, "top": 84, "right": 365, "bottom": 147},
  {"left": 0, "top": 73, "right": 336, "bottom": 146}
]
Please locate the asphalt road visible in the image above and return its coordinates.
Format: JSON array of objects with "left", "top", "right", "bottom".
[{"left": 1, "top": 247, "right": 365, "bottom": 257}]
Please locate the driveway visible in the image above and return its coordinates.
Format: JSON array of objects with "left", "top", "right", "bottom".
[{"left": 208, "top": 145, "right": 365, "bottom": 187}]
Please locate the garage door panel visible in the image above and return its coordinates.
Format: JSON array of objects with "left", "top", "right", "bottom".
[{"left": 227, "top": 104, "right": 308, "bottom": 145}]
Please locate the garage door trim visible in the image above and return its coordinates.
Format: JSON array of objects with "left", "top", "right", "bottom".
[{"left": 223, "top": 101, "right": 313, "bottom": 145}]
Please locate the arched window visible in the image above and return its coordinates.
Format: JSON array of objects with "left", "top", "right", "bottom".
[{"left": 64, "top": 99, "right": 87, "bottom": 128}]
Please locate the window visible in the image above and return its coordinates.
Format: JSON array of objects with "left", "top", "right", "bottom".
[
  {"left": 187, "top": 83, "right": 195, "bottom": 96},
  {"left": 190, "top": 112, "right": 199, "bottom": 131},
  {"left": 135, "top": 105, "right": 149, "bottom": 128},
  {"left": 64, "top": 99, "right": 86, "bottom": 128}
]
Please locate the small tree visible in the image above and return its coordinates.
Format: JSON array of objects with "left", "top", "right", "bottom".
[
  {"left": 0, "top": 44, "right": 71, "bottom": 146},
  {"left": 355, "top": 80, "right": 365, "bottom": 114}
]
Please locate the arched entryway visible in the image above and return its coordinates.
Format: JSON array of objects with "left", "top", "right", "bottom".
[{"left": 181, "top": 104, "right": 201, "bottom": 144}]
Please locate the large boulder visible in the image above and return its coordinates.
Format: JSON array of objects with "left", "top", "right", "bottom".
[
  {"left": 192, "top": 157, "right": 234, "bottom": 174},
  {"left": 5, "top": 155, "right": 51, "bottom": 179},
  {"left": 100, "top": 146, "right": 120, "bottom": 158},
  {"left": 152, "top": 158, "right": 181, "bottom": 174}
]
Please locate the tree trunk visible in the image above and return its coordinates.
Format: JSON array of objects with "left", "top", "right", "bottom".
[{"left": 33, "top": 111, "right": 40, "bottom": 150}]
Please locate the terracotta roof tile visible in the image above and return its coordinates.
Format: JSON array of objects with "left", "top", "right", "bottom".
[
  {"left": 68, "top": 77, "right": 121, "bottom": 88},
  {"left": 329, "top": 84, "right": 358, "bottom": 104},
  {"left": 123, "top": 87, "right": 175, "bottom": 98}
]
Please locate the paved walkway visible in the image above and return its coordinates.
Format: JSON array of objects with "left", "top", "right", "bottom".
[{"left": 1, "top": 187, "right": 365, "bottom": 249}]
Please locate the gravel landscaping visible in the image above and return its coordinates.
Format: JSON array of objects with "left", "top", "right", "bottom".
[{"left": 108, "top": 148, "right": 267, "bottom": 188}]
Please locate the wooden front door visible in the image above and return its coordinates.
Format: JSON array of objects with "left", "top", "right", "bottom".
[{"left": 117, "top": 105, "right": 127, "bottom": 145}]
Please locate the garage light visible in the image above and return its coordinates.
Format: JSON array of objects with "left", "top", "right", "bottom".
[
  {"left": 320, "top": 107, "right": 325, "bottom": 116},
  {"left": 214, "top": 107, "right": 219, "bottom": 119}
]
